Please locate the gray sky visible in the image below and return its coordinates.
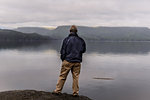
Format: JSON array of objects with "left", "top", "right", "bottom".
[{"left": 0, "top": 0, "right": 150, "bottom": 29}]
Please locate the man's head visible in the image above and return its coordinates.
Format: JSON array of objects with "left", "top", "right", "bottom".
[{"left": 70, "top": 25, "right": 78, "bottom": 33}]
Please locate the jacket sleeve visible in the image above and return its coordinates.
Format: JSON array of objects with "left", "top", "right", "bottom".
[
  {"left": 82, "top": 39, "right": 86, "bottom": 53},
  {"left": 60, "top": 38, "right": 67, "bottom": 61}
]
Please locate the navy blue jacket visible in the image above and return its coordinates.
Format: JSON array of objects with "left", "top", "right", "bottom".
[{"left": 60, "top": 32, "right": 86, "bottom": 63}]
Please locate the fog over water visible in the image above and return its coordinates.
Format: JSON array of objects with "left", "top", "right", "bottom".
[{"left": 0, "top": 40, "right": 150, "bottom": 100}]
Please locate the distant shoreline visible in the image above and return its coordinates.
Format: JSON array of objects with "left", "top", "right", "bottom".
[{"left": 1, "top": 39, "right": 150, "bottom": 42}]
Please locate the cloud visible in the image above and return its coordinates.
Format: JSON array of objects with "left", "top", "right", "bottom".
[{"left": 0, "top": 0, "right": 150, "bottom": 28}]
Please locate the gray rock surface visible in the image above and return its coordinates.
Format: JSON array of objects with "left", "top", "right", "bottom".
[{"left": 0, "top": 90, "right": 92, "bottom": 100}]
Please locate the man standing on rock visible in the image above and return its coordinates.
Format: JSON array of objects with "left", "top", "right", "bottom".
[{"left": 53, "top": 25, "right": 86, "bottom": 96}]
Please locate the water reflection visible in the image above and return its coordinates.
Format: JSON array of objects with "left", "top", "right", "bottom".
[
  {"left": 0, "top": 41, "right": 150, "bottom": 100},
  {"left": 1, "top": 40, "right": 150, "bottom": 54}
]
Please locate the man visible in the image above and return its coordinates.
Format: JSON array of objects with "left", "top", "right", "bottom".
[{"left": 53, "top": 25, "right": 86, "bottom": 96}]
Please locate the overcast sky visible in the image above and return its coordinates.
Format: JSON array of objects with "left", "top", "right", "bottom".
[{"left": 0, "top": 0, "right": 150, "bottom": 29}]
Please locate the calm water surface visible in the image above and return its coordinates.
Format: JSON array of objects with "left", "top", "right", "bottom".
[{"left": 1, "top": 41, "right": 150, "bottom": 100}]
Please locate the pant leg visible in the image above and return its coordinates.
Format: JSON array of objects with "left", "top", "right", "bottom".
[
  {"left": 71, "top": 62, "right": 81, "bottom": 95},
  {"left": 55, "top": 60, "right": 72, "bottom": 93}
]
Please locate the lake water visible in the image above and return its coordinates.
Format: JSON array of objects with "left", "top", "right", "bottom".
[{"left": 1, "top": 40, "right": 150, "bottom": 100}]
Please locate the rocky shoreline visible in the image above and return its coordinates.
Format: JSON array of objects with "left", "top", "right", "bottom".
[{"left": 0, "top": 90, "right": 92, "bottom": 100}]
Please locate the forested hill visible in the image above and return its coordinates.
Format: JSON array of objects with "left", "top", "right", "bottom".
[
  {"left": 15, "top": 27, "right": 52, "bottom": 36},
  {"left": 15, "top": 26, "right": 150, "bottom": 41},
  {"left": 50, "top": 26, "right": 150, "bottom": 41},
  {"left": 0, "top": 29, "right": 51, "bottom": 41}
]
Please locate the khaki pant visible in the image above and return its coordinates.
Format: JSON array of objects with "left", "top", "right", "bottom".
[{"left": 54, "top": 60, "right": 81, "bottom": 95}]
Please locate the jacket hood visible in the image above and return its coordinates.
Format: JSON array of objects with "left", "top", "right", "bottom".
[{"left": 69, "top": 32, "right": 78, "bottom": 37}]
